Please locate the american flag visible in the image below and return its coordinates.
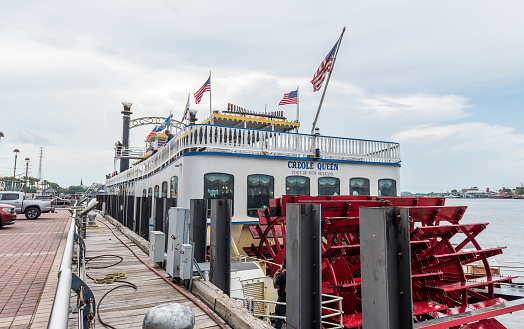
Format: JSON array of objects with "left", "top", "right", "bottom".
[
  {"left": 278, "top": 90, "right": 298, "bottom": 105},
  {"left": 311, "top": 40, "right": 339, "bottom": 92},
  {"left": 146, "top": 125, "right": 161, "bottom": 141},
  {"left": 194, "top": 77, "right": 211, "bottom": 104}
]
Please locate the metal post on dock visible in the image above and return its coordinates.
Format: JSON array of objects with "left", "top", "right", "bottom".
[
  {"left": 360, "top": 207, "right": 414, "bottom": 329},
  {"left": 286, "top": 203, "right": 322, "bottom": 329},
  {"left": 210, "top": 199, "right": 231, "bottom": 296},
  {"left": 190, "top": 199, "right": 207, "bottom": 263}
]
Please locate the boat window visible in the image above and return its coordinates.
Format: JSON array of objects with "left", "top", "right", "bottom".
[
  {"left": 247, "top": 174, "right": 274, "bottom": 217},
  {"left": 148, "top": 187, "right": 153, "bottom": 197},
  {"left": 170, "top": 176, "right": 178, "bottom": 198},
  {"left": 286, "top": 176, "right": 310, "bottom": 196},
  {"left": 161, "top": 181, "right": 168, "bottom": 198},
  {"left": 204, "top": 173, "right": 234, "bottom": 217},
  {"left": 350, "top": 178, "right": 370, "bottom": 196},
  {"left": 378, "top": 179, "right": 397, "bottom": 196},
  {"left": 143, "top": 189, "right": 147, "bottom": 197},
  {"left": 154, "top": 185, "right": 159, "bottom": 198},
  {"left": 318, "top": 177, "right": 340, "bottom": 196}
]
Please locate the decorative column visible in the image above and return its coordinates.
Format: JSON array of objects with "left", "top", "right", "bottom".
[{"left": 120, "top": 102, "right": 133, "bottom": 173}]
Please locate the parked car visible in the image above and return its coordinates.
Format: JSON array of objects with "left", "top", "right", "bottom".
[
  {"left": 54, "top": 197, "right": 71, "bottom": 207},
  {"left": 35, "top": 195, "right": 71, "bottom": 207},
  {"left": 0, "top": 192, "right": 54, "bottom": 219},
  {"left": 35, "top": 195, "right": 54, "bottom": 200},
  {"left": 0, "top": 203, "right": 16, "bottom": 228}
]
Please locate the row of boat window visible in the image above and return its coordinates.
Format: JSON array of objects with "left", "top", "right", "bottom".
[{"left": 142, "top": 174, "right": 397, "bottom": 218}]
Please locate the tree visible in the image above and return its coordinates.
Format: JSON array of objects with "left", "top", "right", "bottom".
[
  {"left": 68, "top": 185, "right": 86, "bottom": 194},
  {"left": 28, "top": 177, "right": 39, "bottom": 193},
  {"left": 451, "top": 189, "right": 458, "bottom": 194}
]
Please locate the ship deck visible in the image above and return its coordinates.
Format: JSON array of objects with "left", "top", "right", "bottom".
[{"left": 67, "top": 213, "right": 228, "bottom": 329}]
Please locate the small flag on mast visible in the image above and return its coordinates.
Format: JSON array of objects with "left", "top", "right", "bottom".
[
  {"left": 194, "top": 77, "right": 211, "bottom": 104},
  {"left": 157, "top": 115, "right": 172, "bottom": 131},
  {"left": 181, "top": 97, "right": 190, "bottom": 123},
  {"left": 278, "top": 90, "right": 298, "bottom": 105},
  {"left": 311, "top": 40, "right": 339, "bottom": 92}
]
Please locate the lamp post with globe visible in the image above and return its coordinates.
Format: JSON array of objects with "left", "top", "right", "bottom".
[
  {"left": 24, "top": 158, "right": 30, "bottom": 193},
  {"left": 12, "top": 149, "right": 20, "bottom": 191}
]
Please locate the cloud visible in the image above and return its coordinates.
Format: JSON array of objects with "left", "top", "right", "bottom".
[
  {"left": 0, "top": 0, "right": 523, "bottom": 191},
  {"left": 393, "top": 122, "right": 524, "bottom": 192},
  {"left": 12, "top": 132, "right": 57, "bottom": 146}
]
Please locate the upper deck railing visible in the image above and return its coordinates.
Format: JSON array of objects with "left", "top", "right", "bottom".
[{"left": 106, "top": 124, "right": 401, "bottom": 186}]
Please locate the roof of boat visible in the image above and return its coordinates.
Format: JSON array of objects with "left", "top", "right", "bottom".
[{"left": 200, "top": 104, "right": 300, "bottom": 132}]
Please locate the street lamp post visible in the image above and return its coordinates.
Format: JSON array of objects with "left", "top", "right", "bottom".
[
  {"left": 24, "top": 158, "right": 30, "bottom": 194},
  {"left": 12, "top": 149, "right": 19, "bottom": 191}
]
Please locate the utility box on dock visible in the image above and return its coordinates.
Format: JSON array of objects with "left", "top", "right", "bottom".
[
  {"left": 149, "top": 231, "right": 165, "bottom": 263},
  {"left": 179, "top": 244, "right": 193, "bottom": 280},
  {"left": 166, "top": 208, "right": 190, "bottom": 279}
]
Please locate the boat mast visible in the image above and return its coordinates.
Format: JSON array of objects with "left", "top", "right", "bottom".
[{"left": 311, "top": 26, "right": 346, "bottom": 135}]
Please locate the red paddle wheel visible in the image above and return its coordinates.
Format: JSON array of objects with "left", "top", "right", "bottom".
[{"left": 243, "top": 195, "right": 523, "bottom": 328}]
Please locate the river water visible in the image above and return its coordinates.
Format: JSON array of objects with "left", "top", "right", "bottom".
[{"left": 443, "top": 198, "right": 524, "bottom": 327}]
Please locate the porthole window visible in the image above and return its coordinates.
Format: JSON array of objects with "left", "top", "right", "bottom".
[
  {"left": 318, "top": 177, "right": 340, "bottom": 196},
  {"left": 204, "top": 173, "right": 234, "bottom": 216},
  {"left": 170, "top": 176, "right": 178, "bottom": 198},
  {"left": 286, "top": 176, "right": 310, "bottom": 196},
  {"left": 350, "top": 178, "right": 370, "bottom": 196},
  {"left": 378, "top": 179, "right": 397, "bottom": 196},
  {"left": 161, "top": 181, "right": 168, "bottom": 198},
  {"left": 247, "top": 174, "right": 274, "bottom": 217}
]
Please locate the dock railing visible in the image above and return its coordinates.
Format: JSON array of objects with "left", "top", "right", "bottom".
[
  {"left": 106, "top": 124, "right": 401, "bottom": 186},
  {"left": 47, "top": 203, "right": 96, "bottom": 329},
  {"left": 234, "top": 293, "right": 344, "bottom": 328}
]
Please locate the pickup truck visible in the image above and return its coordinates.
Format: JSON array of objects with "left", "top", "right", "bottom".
[{"left": 0, "top": 192, "right": 54, "bottom": 219}]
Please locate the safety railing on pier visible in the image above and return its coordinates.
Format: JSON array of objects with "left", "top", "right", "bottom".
[
  {"left": 234, "top": 293, "right": 344, "bottom": 328},
  {"left": 47, "top": 201, "right": 97, "bottom": 329},
  {"left": 106, "top": 124, "right": 401, "bottom": 186}
]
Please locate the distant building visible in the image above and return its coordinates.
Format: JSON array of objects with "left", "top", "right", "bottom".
[{"left": 461, "top": 187, "right": 490, "bottom": 198}]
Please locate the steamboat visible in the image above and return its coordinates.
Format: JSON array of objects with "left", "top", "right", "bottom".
[{"left": 102, "top": 102, "right": 524, "bottom": 328}]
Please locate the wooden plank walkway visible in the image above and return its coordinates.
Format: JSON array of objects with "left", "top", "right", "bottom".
[{"left": 68, "top": 214, "right": 228, "bottom": 329}]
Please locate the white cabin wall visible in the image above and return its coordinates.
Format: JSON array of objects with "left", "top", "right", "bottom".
[{"left": 123, "top": 153, "right": 401, "bottom": 224}]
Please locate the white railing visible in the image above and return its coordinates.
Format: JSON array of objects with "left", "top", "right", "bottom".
[
  {"left": 115, "top": 146, "right": 146, "bottom": 159},
  {"left": 234, "top": 293, "right": 344, "bottom": 328},
  {"left": 106, "top": 125, "right": 401, "bottom": 186}
]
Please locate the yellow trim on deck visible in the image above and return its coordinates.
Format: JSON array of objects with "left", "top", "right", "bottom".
[{"left": 201, "top": 113, "right": 300, "bottom": 129}]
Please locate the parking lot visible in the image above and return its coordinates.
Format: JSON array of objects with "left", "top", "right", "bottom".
[{"left": 0, "top": 209, "right": 70, "bottom": 329}]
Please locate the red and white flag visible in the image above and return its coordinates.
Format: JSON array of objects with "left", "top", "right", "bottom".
[
  {"left": 278, "top": 90, "right": 298, "bottom": 105},
  {"left": 311, "top": 41, "right": 339, "bottom": 92},
  {"left": 194, "top": 77, "right": 211, "bottom": 104}
]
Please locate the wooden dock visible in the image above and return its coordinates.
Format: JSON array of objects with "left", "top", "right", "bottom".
[{"left": 68, "top": 214, "right": 229, "bottom": 329}]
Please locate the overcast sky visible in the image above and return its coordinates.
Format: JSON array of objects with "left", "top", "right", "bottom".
[{"left": 0, "top": 0, "right": 523, "bottom": 193}]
